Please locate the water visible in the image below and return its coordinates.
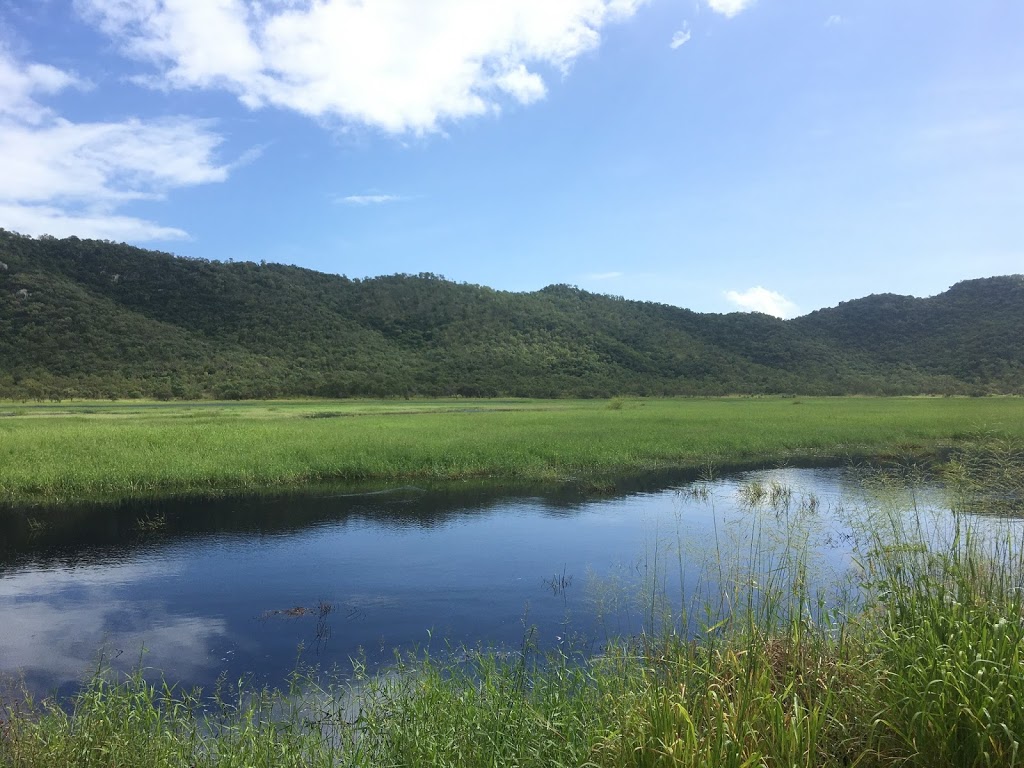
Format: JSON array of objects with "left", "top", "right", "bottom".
[{"left": 0, "top": 467, "right": 945, "bottom": 697}]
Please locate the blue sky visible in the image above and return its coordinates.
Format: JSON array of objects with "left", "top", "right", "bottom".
[{"left": 0, "top": 0, "right": 1021, "bottom": 317}]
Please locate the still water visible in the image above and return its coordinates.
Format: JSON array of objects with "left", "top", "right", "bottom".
[{"left": 0, "top": 467, "right": 944, "bottom": 697}]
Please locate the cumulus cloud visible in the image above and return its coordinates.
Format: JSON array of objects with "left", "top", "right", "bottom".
[
  {"left": 0, "top": 49, "right": 231, "bottom": 240},
  {"left": 76, "top": 0, "right": 648, "bottom": 134},
  {"left": 0, "top": 51, "right": 89, "bottom": 123},
  {"left": 724, "top": 286, "right": 800, "bottom": 318},
  {"left": 706, "top": 0, "right": 756, "bottom": 18},
  {"left": 670, "top": 24, "right": 691, "bottom": 49},
  {"left": 338, "top": 194, "right": 405, "bottom": 206}
]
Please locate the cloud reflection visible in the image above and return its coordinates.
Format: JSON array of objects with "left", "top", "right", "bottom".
[{"left": 0, "top": 559, "right": 229, "bottom": 693}]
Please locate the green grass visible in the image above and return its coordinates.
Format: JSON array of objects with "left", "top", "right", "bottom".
[
  {"left": 1, "top": 397, "right": 1022, "bottom": 506},
  {"left": 3, "top": 440, "right": 1022, "bottom": 767}
]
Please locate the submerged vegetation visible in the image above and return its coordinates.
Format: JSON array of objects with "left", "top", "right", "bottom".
[
  {"left": 2, "top": 442, "right": 1023, "bottom": 767},
  {"left": 1, "top": 396, "right": 1022, "bottom": 506}
]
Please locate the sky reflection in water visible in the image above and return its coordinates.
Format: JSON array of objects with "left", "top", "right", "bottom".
[{"left": 0, "top": 467, "right": 948, "bottom": 697}]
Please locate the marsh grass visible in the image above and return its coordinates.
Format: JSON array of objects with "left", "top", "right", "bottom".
[
  {"left": 850, "top": 438, "right": 1024, "bottom": 766},
  {"left": 943, "top": 436, "right": 1024, "bottom": 516},
  {"left": 132, "top": 512, "right": 166, "bottom": 532},
  {"left": 3, "top": 443, "right": 1024, "bottom": 767},
  {"left": 858, "top": 517, "right": 1024, "bottom": 766},
  {"left": 1, "top": 396, "right": 1022, "bottom": 506}
]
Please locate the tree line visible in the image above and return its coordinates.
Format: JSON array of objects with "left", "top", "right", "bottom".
[{"left": 1, "top": 229, "right": 1021, "bottom": 401}]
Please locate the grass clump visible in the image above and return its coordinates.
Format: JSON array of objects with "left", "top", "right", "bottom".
[
  {"left": 854, "top": 440, "right": 1024, "bottom": 765},
  {"left": 1, "top": 672, "right": 346, "bottom": 768}
]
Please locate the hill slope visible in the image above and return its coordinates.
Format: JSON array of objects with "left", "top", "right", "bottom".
[{"left": 1, "top": 230, "right": 1021, "bottom": 399}]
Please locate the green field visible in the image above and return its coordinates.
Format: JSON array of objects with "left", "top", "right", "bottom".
[{"left": 1, "top": 396, "right": 1022, "bottom": 506}]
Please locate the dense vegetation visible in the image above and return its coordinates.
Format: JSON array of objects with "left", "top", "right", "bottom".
[
  {"left": 2, "top": 397, "right": 1022, "bottom": 506},
  {"left": 3, "top": 442, "right": 1022, "bottom": 767},
  {"left": 1, "top": 230, "right": 1021, "bottom": 400}
]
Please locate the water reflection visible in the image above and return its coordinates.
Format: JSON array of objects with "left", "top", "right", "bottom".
[{"left": 0, "top": 467, "right": 947, "bottom": 697}]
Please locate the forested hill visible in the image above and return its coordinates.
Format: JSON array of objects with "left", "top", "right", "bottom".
[{"left": 1, "top": 230, "right": 1021, "bottom": 400}]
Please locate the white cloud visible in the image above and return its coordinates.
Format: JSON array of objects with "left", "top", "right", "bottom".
[
  {"left": 670, "top": 24, "right": 691, "bottom": 49},
  {"left": 706, "top": 0, "right": 755, "bottom": 18},
  {"left": 76, "top": 0, "right": 649, "bottom": 134},
  {"left": 0, "top": 47, "right": 89, "bottom": 123},
  {"left": 338, "top": 194, "right": 404, "bottom": 205},
  {"left": 493, "top": 64, "right": 548, "bottom": 105},
  {"left": 0, "top": 204, "right": 189, "bottom": 240},
  {"left": 825, "top": 14, "right": 845, "bottom": 27},
  {"left": 0, "top": 117, "right": 229, "bottom": 204},
  {"left": 724, "top": 286, "right": 800, "bottom": 318},
  {"left": 0, "top": 49, "right": 231, "bottom": 241},
  {"left": 587, "top": 271, "right": 623, "bottom": 280}
]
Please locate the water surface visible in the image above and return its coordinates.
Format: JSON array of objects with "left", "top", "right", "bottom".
[{"left": 0, "top": 467, "right": 945, "bottom": 697}]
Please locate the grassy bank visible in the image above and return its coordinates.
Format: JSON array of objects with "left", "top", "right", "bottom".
[
  {"left": 1, "top": 397, "right": 1022, "bottom": 506},
  {"left": 3, "top": 442, "right": 1022, "bottom": 767}
]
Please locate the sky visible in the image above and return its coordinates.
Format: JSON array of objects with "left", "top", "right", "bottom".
[{"left": 0, "top": 0, "right": 1021, "bottom": 318}]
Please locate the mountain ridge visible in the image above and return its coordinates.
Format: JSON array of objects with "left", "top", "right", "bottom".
[{"left": 1, "top": 230, "right": 1021, "bottom": 400}]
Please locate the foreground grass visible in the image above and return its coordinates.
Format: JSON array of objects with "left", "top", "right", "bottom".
[
  {"left": 3, "top": 443, "right": 1023, "bottom": 767},
  {"left": 1, "top": 396, "right": 1022, "bottom": 505}
]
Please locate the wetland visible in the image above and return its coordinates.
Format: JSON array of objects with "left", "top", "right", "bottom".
[
  {"left": 1, "top": 464, "right": 881, "bottom": 697},
  {"left": 2, "top": 397, "right": 1023, "bottom": 766}
]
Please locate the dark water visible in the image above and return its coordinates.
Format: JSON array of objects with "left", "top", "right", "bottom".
[{"left": 0, "top": 467, "right": 935, "bottom": 697}]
